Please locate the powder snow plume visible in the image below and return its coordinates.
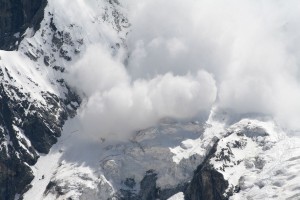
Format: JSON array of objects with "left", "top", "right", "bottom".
[{"left": 67, "top": 0, "right": 300, "bottom": 140}]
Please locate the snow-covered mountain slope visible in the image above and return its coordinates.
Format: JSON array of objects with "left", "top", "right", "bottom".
[
  {"left": 22, "top": 116, "right": 209, "bottom": 199},
  {"left": 23, "top": 110, "right": 224, "bottom": 200},
  {"left": 1, "top": 0, "right": 300, "bottom": 200},
  {"left": 0, "top": 25, "right": 76, "bottom": 200},
  {"left": 212, "top": 120, "right": 300, "bottom": 200},
  {"left": 22, "top": 109, "right": 300, "bottom": 200},
  {"left": 0, "top": 0, "right": 128, "bottom": 199}
]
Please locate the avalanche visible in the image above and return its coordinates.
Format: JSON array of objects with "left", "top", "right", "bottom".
[{"left": 1, "top": 0, "right": 300, "bottom": 200}]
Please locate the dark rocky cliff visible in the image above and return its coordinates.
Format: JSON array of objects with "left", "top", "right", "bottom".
[
  {"left": 0, "top": 72, "right": 80, "bottom": 200},
  {"left": 0, "top": 1, "right": 82, "bottom": 199},
  {"left": 0, "top": 0, "right": 47, "bottom": 50},
  {"left": 185, "top": 141, "right": 229, "bottom": 200}
]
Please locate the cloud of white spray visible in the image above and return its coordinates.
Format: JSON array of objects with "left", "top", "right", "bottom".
[
  {"left": 124, "top": 0, "right": 300, "bottom": 130},
  {"left": 67, "top": 45, "right": 217, "bottom": 140},
  {"left": 68, "top": 0, "right": 300, "bottom": 140}
]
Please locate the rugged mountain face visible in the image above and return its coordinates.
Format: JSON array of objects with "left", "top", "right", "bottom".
[
  {"left": 22, "top": 110, "right": 299, "bottom": 200},
  {"left": 0, "top": 74, "right": 73, "bottom": 199},
  {"left": 1, "top": 1, "right": 300, "bottom": 200},
  {"left": 0, "top": 27, "right": 79, "bottom": 200},
  {"left": 22, "top": 117, "right": 226, "bottom": 200},
  {"left": 0, "top": 0, "right": 78, "bottom": 198},
  {"left": 0, "top": 0, "right": 63, "bottom": 198},
  {"left": 185, "top": 141, "right": 229, "bottom": 200},
  {"left": 0, "top": 0, "right": 127, "bottom": 199},
  {"left": 0, "top": 0, "right": 47, "bottom": 50}
]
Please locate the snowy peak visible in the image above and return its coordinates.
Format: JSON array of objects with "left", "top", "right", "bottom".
[{"left": 0, "top": 0, "right": 129, "bottom": 199}]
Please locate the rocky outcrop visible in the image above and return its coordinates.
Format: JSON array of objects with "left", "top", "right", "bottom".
[
  {"left": 0, "top": 74, "right": 80, "bottom": 199},
  {"left": 118, "top": 170, "right": 160, "bottom": 200},
  {"left": 185, "top": 141, "right": 229, "bottom": 200},
  {"left": 0, "top": 0, "right": 47, "bottom": 50}
]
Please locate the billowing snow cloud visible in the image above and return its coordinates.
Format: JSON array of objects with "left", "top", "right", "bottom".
[
  {"left": 67, "top": 0, "right": 300, "bottom": 140},
  {"left": 67, "top": 45, "right": 217, "bottom": 140},
  {"left": 125, "top": 0, "right": 300, "bottom": 131}
]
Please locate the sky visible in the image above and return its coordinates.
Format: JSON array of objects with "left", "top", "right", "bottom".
[{"left": 67, "top": 0, "right": 300, "bottom": 140}]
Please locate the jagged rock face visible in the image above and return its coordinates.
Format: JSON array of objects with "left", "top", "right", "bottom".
[
  {"left": 0, "top": 0, "right": 125, "bottom": 199},
  {"left": 0, "top": 0, "right": 47, "bottom": 50},
  {"left": 0, "top": 73, "right": 79, "bottom": 199},
  {"left": 185, "top": 142, "right": 229, "bottom": 200},
  {"left": 0, "top": 0, "right": 82, "bottom": 198}
]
